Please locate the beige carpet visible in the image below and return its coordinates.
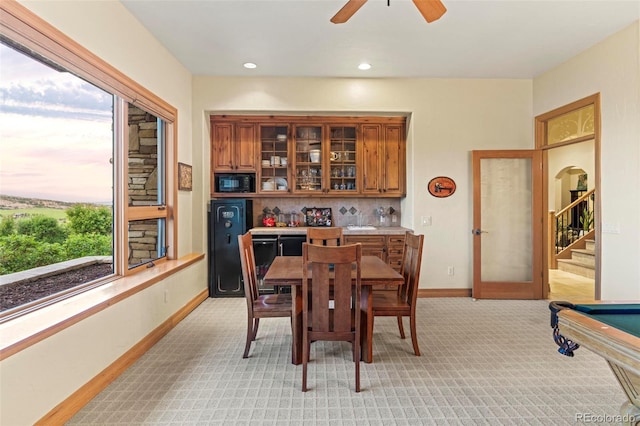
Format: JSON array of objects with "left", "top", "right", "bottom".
[{"left": 68, "top": 297, "right": 624, "bottom": 425}]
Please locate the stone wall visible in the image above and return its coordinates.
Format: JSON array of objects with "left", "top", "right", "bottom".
[
  {"left": 128, "top": 219, "right": 160, "bottom": 267},
  {"left": 128, "top": 105, "right": 160, "bottom": 266},
  {"left": 128, "top": 105, "right": 158, "bottom": 206}
]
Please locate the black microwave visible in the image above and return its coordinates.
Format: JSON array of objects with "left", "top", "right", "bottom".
[{"left": 215, "top": 174, "right": 255, "bottom": 193}]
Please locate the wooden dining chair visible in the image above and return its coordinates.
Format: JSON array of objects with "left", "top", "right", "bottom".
[
  {"left": 307, "top": 227, "right": 344, "bottom": 303},
  {"left": 306, "top": 227, "right": 344, "bottom": 246},
  {"left": 238, "top": 232, "right": 292, "bottom": 358},
  {"left": 372, "top": 232, "right": 424, "bottom": 356},
  {"left": 302, "top": 242, "right": 362, "bottom": 392}
]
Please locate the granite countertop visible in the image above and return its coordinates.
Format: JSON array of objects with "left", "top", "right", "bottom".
[{"left": 250, "top": 226, "right": 411, "bottom": 235}]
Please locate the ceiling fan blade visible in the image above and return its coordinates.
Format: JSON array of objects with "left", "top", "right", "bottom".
[
  {"left": 412, "top": 0, "right": 447, "bottom": 23},
  {"left": 330, "top": 0, "right": 368, "bottom": 24}
]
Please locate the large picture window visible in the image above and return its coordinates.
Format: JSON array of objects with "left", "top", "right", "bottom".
[{"left": 0, "top": 2, "right": 177, "bottom": 319}]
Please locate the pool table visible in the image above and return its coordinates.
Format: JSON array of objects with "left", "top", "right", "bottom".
[{"left": 549, "top": 301, "right": 640, "bottom": 426}]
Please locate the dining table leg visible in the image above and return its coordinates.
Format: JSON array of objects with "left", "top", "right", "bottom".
[
  {"left": 291, "top": 285, "right": 303, "bottom": 365},
  {"left": 360, "top": 285, "right": 374, "bottom": 363}
]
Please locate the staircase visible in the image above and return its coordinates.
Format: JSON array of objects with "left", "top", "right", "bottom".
[{"left": 557, "top": 239, "right": 595, "bottom": 279}]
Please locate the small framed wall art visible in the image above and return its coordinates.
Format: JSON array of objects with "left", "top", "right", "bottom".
[
  {"left": 576, "top": 173, "right": 588, "bottom": 190},
  {"left": 428, "top": 176, "right": 456, "bottom": 198},
  {"left": 178, "top": 162, "right": 192, "bottom": 191}
]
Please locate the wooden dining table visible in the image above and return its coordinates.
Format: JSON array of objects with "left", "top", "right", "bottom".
[{"left": 263, "top": 255, "right": 404, "bottom": 364}]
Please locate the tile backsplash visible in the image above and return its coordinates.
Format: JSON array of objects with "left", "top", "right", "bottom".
[{"left": 251, "top": 197, "right": 401, "bottom": 227}]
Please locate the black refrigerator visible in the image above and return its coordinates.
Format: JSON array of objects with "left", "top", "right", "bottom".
[{"left": 208, "top": 199, "right": 253, "bottom": 297}]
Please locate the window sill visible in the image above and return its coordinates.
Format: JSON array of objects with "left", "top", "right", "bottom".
[{"left": 0, "top": 253, "right": 205, "bottom": 361}]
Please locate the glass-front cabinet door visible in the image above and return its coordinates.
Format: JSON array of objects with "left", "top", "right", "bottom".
[
  {"left": 293, "top": 125, "right": 323, "bottom": 193},
  {"left": 327, "top": 125, "right": 357, "bottom": 194},
  {"left": 258, "top": 125, "right": 289, "bottom": 193}
]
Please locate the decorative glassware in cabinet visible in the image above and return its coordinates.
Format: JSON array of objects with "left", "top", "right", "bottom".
[
  {"left": 259, "top": 125, "right": 289, "bottom": 192},
  {"left": 328, "top": 125, "right": 357, "bottom": 193},
  {"left": 294, "top": 125, "right": 323, "bottom": 192}
]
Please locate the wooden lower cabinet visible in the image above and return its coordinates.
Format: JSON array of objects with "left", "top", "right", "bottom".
[
  {"left": 345, "top": 234, "right": 385, "bottom": 260},
  {"left": 386, "top": 235, "right": 405, "bottom": 271},
  {"left": 345, "top": 233, "right": 406, "bottom": 290}
]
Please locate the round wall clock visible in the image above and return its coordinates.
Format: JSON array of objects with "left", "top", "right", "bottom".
[{"left": 428, "top": 176, "right": 456, "bottom": 198}]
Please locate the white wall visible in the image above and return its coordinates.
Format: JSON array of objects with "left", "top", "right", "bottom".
[
  {"left": 192, "top": 77, "right": 533, "bottom": 290},
  {"left": 534, "top": 21, "right": 640, "bottom": 299},
  {"left": 1, "top": 2, "right": 204, "bottom": 425}
]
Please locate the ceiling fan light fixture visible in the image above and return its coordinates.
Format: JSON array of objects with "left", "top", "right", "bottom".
[
  {"left": 243, "top": 62, "right": 257, "bottom": 69},
  {"left": 358, "top": 63, "right": 372, "bottom": 70}
]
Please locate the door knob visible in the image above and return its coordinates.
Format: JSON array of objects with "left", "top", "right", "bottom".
[{"left": 472, "top": 228, "right": 488, "bottom": 235}]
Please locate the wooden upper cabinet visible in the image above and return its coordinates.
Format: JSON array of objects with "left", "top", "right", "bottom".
[
  {"left": 327, "top": 125, "right": 358, "bottom": 194},
  {"left": 383, "top": 124, "right": 405, "bottom": 195},
  {"left": 360, "top": 123, "right": 405, "bottom": 196},
  {"left": 292, "top": 125, "right": 324, "bottom": 193},
  {"left": 210, "top": 115, "right": 405, "bottom": 198},
  {"left": 211, "top": 122, "right": 233, "bottom": 171},
  {"left": 361, "top": 124, "right": 382, "bottom": 194},
  {"left": 235, "top": 124, "right": 258, "bottom": 170},
  {"left": 211, "top": 122, "right": 257, "bottom": 172}
]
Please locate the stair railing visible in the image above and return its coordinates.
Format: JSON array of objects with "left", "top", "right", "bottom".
[{"left": 550, "top": 189, "right": 595, "bottom": 268}]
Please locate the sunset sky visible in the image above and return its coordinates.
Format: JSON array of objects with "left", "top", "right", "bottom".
[{"left": 0, "top": 43, "right": 113, "bottom": 203}]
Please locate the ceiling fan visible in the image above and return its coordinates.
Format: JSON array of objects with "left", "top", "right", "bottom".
[{"left": 331, "top": 0, "right": 447, "bottom": 24}]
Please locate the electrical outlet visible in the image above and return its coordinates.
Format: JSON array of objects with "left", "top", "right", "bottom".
[
  {"left": 391, "top": 214, "right": 397, "bottom": 223},
  {"left": 447, "top": 266, "right": 454, "bottom": 276}
]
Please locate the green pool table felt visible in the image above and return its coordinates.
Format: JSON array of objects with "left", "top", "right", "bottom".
[{"left": 573, "top": 304, "right": 640, "bottom": 337}]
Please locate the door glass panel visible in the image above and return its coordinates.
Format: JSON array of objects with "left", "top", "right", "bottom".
[
  {"left": 294, "top": 125, "right": 322, "bottom": 192},
  {"left": 547, "top": 104, "right": 594, "bottom": 145},
  {"left": 480, "top": 158, "right": 532, "bottom": 282},
  {"left": 128, "top": 103, "right": 164, "bottom": 206},
  {"left": 258, "top": 125, "right": 288, "bottom": 192},
  {"left": 328, "top": 126, "right": 357, "bottom": 192}
]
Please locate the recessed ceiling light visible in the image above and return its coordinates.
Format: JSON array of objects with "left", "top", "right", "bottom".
[
  {"left": 243, "top": 62, "right": 257, "bottom": 69},
  {"left": 358, "top": 63, "right": 371, "bottom": 71}
]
